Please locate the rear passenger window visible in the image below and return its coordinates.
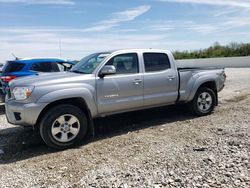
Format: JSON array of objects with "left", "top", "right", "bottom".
[
  {"left": 106, "top": 53, "right": 139, "bottom": 74},
  {"left": 30, "top": 62, "right": 60, "bottom": 72},
  {"left": 143, "top": 53, "right": 171, "bottom": 72}
]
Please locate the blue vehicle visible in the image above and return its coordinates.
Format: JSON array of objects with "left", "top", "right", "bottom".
[{"left": 0, "top": 58, "right": 76, "bottom": 102}]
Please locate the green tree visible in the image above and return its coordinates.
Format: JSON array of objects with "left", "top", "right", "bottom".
[{"left": 173, "top": 42, "right": 250, "bottom": 59}]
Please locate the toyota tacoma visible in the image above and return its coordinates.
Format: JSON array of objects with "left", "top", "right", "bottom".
[{"left": 5, "top": 49, "right": 226, "bottom": 149}]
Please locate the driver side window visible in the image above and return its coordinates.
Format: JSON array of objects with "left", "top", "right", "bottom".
[{"left": 106, "top": 53, "right": 139, "bottom": 75}]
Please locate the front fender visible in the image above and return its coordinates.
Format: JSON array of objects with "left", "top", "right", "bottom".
[{"left": 37, "top": 88, "right": 98, "bottom": 117}]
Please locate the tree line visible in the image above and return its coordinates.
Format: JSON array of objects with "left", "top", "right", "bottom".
[{"left": 173, "top": 42, "right": 250, "bottom": 60}]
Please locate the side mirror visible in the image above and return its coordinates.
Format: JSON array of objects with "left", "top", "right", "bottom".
[{"left": 99, "top": 65, "right": 116, "bottom": 77}]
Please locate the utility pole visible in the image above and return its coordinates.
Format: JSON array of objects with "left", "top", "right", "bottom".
[{"left": 59, "top": 38, "right": 62, "bottom": 58}]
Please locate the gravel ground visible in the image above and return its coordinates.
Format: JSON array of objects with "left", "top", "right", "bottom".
[{"left": 0, "top": 68, "right": 249, "bottom": 188}]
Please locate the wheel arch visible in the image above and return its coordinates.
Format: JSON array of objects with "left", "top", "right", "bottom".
[
  {"left": 36, "top": 97, "right": 95, "bottom": 137},
  {"left": 189, "top": 80, "right": 218, "bottom": 105}
]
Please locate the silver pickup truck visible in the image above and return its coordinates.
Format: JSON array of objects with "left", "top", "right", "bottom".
[{"left": 5, "top": 49, "right": 226, "bottom": 149}]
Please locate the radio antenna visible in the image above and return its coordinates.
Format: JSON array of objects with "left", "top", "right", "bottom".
[
  {"left": 11, "top": 53, "right": 19, "bottom": 60},
  {"left": 59, "top": 38, "right": 62, "bottom": 58}
]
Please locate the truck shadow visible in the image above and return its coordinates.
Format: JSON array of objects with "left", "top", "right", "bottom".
[{"left": 0, "top": 104, "right": 196, "bottom": 164}]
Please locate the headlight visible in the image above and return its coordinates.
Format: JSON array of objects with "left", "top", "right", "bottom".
[{"left": 13, "top": 86, "right": 34, "bottom": 100}]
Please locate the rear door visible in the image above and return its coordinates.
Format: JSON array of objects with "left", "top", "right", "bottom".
[
  {"left": 143, "top": 52, "right": 178, "bottom": 106},
  {"left": 96, "top": 53, "right": 143, "bottom": 114}
]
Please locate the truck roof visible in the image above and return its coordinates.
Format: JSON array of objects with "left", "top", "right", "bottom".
[{"left": 97, "top": 49, "right": 171, "bottom": 55}]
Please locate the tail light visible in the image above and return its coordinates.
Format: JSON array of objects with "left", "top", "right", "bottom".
[{"left": 1, "top": 76, "right": 17, "bottom": 83}]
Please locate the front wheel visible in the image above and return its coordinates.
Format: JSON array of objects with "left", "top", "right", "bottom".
[
  {"left": 39, "top": 104, "right": 88, "bottom": 149},
  {"left": 189, "top": 87, "right": 216, "bottom": 116}
]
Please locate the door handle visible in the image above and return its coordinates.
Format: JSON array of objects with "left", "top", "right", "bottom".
[
  {"left": 133, "top": 79, "right": 142, "bottom": 85},
  {"left": 168, "top": 76, "right": 175, "bottom": 80}
]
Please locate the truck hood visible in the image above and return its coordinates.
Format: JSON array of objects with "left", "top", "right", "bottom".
[{"left": 9, "top": 72, "right": 94, "bottom": 88}]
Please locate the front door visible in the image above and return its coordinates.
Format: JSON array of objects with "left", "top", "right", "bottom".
[{"left": 96, "top": 53, "right": 143, "bottom": 114}]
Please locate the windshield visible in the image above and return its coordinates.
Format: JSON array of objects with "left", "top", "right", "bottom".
[{"left": 70, "top": 53, "right": 110, "bottom": 74}]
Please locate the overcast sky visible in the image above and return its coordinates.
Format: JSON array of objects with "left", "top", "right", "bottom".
[{"left": 0, "top": 0, "right": 250, "bottom": 61}]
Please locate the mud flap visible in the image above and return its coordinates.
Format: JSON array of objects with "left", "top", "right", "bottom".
[
  {"left": 86, "top": 108, "right": 95, "bottom": 137},
  {"left": 215, "top": 92, "right": 218, "bottom": 106}
]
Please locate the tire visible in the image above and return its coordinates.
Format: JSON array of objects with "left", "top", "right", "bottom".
[
  {"left": 39, "top": 104, "right": 88, "bottom": 149},
  {"left": 189, "top": 87, "right": 216, "bottom": 116}
]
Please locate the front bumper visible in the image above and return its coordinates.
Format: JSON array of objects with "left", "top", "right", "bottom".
[{"left": 5, "top": 99, "right": 48, "bottom": 126}]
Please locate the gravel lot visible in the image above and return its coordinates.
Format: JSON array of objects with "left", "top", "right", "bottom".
[{"left": 0, "top": 68, "right": 250, "bottom": 188}]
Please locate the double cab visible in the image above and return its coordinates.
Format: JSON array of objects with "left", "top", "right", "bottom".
[{"left": 5, "top": 49, "right": 226, "bottom": 149}]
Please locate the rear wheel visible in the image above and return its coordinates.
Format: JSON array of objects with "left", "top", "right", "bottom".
[
  {"left": 189, "top": 87, "right": 216, "bottom": 116},
  {"left": 39, "top": 104, "right": 88, "bottom": 149}
]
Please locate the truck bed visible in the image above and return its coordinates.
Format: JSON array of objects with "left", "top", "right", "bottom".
[
  {"left": 177, "top": 67, "right": 225, "bottom": 103},
  {"left": 176, "top": 56, "right": 250, "bottom": 68}
]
